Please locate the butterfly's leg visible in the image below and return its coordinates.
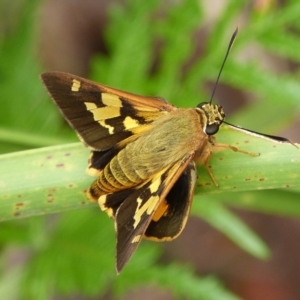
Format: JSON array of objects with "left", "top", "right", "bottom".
[
  {"left": 196, "top": 144, "right": 219, "bottom": 187},
  {"left": 208, "top": 136, "right": 260, "bottom": 157}
]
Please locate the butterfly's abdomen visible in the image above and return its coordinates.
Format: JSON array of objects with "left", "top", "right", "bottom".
[
  {"left": 88, "top": 148, "right": 146, "bottom": 201},
  {"left": 91, "top": 149, "right": 143, "bottom": 197}
]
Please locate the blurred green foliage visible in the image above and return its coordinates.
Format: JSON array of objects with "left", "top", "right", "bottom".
[{"left": 0, "top": 0, "right": 300, "bottom": 299}]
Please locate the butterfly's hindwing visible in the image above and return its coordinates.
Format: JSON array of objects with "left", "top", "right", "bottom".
[
  {"left": 145, "top": 161, "right": 196, "bottom": 241},
  {"left": 87, "top": 147, "right": 120, "bottom": 176}
]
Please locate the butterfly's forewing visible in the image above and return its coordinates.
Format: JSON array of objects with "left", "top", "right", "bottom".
[
  {"left": 98, "top": 151, "right": 196, "bottom": 273},
  {"left": 41, "top": 72, "right": 176, "bottom": 151}
]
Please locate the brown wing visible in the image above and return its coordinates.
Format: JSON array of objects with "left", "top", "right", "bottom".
[
  {"left": 98, "top": 151, "right": 196, "bottom": 273},
  {"left": 41, "top": 72, "right": 176, "bottom": 151},
  {"left": 144, "top": 161, "right": 196, "bottom": 241}
]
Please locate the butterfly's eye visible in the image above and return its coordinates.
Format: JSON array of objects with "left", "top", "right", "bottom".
[{"left": 205, "top": 123, "right": 220, "bottom": 135}]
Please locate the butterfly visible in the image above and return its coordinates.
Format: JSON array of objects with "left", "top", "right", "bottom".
[{"left": 41, "top": 28, "right": 293, "bottom": 273}]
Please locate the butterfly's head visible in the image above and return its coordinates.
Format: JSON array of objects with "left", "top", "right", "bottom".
[{"left": 196, "top": 102, "right": 225, "bottom": 135}]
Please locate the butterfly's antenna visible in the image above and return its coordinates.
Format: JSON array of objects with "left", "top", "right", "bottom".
[
  {"left": 223, "top": 121, "right": 298, "bottom": 147},
  {"left": 207, "top": 28, "right": 297, "bottom": 147},
  {"left": 209, "top": 27, "right": 238, "bottom": 104}
]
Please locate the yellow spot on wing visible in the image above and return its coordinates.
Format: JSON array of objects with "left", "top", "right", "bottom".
[
  {"left": 92, "top": 107, "right": 121, "bottom": 120},
  {"left": 146, "top": 196, "right": 159, "bottom": 215},
  {"left": 98, "top": 195, "right": 107, "bottom": 211},
  {"left": 102, "top": 93, "right": 122, "bottom": 107},
  {"left": 133, "top": 195, "right": 159, "bottom": 228},
  {"left": 84, "top": 102, "right": 121, "bottom": 120},
  {"left": 123, "top": 116, "right": 140, "bottom": 129},
  {"left": 149, "top": 177, "right": 161, "bottom": 194},
  {"left": 84, "top": 102, "right": 97, "bottom": 110},
  {"left": 136, "top": 197, "right": 142, "bottom": 210},
  {"left": 71, "top": 79, "right": 81, "bottom": 92},
  {"left": 99, "top": 120, "right": 114, "bottom": 134},
  {"left": 131, "top": 235, "right": 142, "bottom": 243}
]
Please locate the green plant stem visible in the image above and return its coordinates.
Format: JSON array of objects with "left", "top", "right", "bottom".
[{"left": 0, "top": 126, "right": 299, "bottom": 223}]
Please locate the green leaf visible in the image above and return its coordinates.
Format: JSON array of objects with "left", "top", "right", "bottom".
[
  {"left": 1, "top": 126, "right": 299, "bottom": 249},
  {"left": 192, "top": 199, "right": 270, "bottom": 259},
  {"left": 0, "top": 143, "right": 94, "bottom": 222},
  {"left": 116, "top": 264, "right": 241, "bottom": 300},
  {"left": 210, "top": 189, "right": 300, "bottom": 217},
  {"left": 195, "top": 126, "right": 300, "bottom": 194}
]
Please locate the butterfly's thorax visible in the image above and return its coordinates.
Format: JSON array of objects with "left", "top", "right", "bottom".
[{"left": 93, "top": 108, "right": 207, "bottom": 195}]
